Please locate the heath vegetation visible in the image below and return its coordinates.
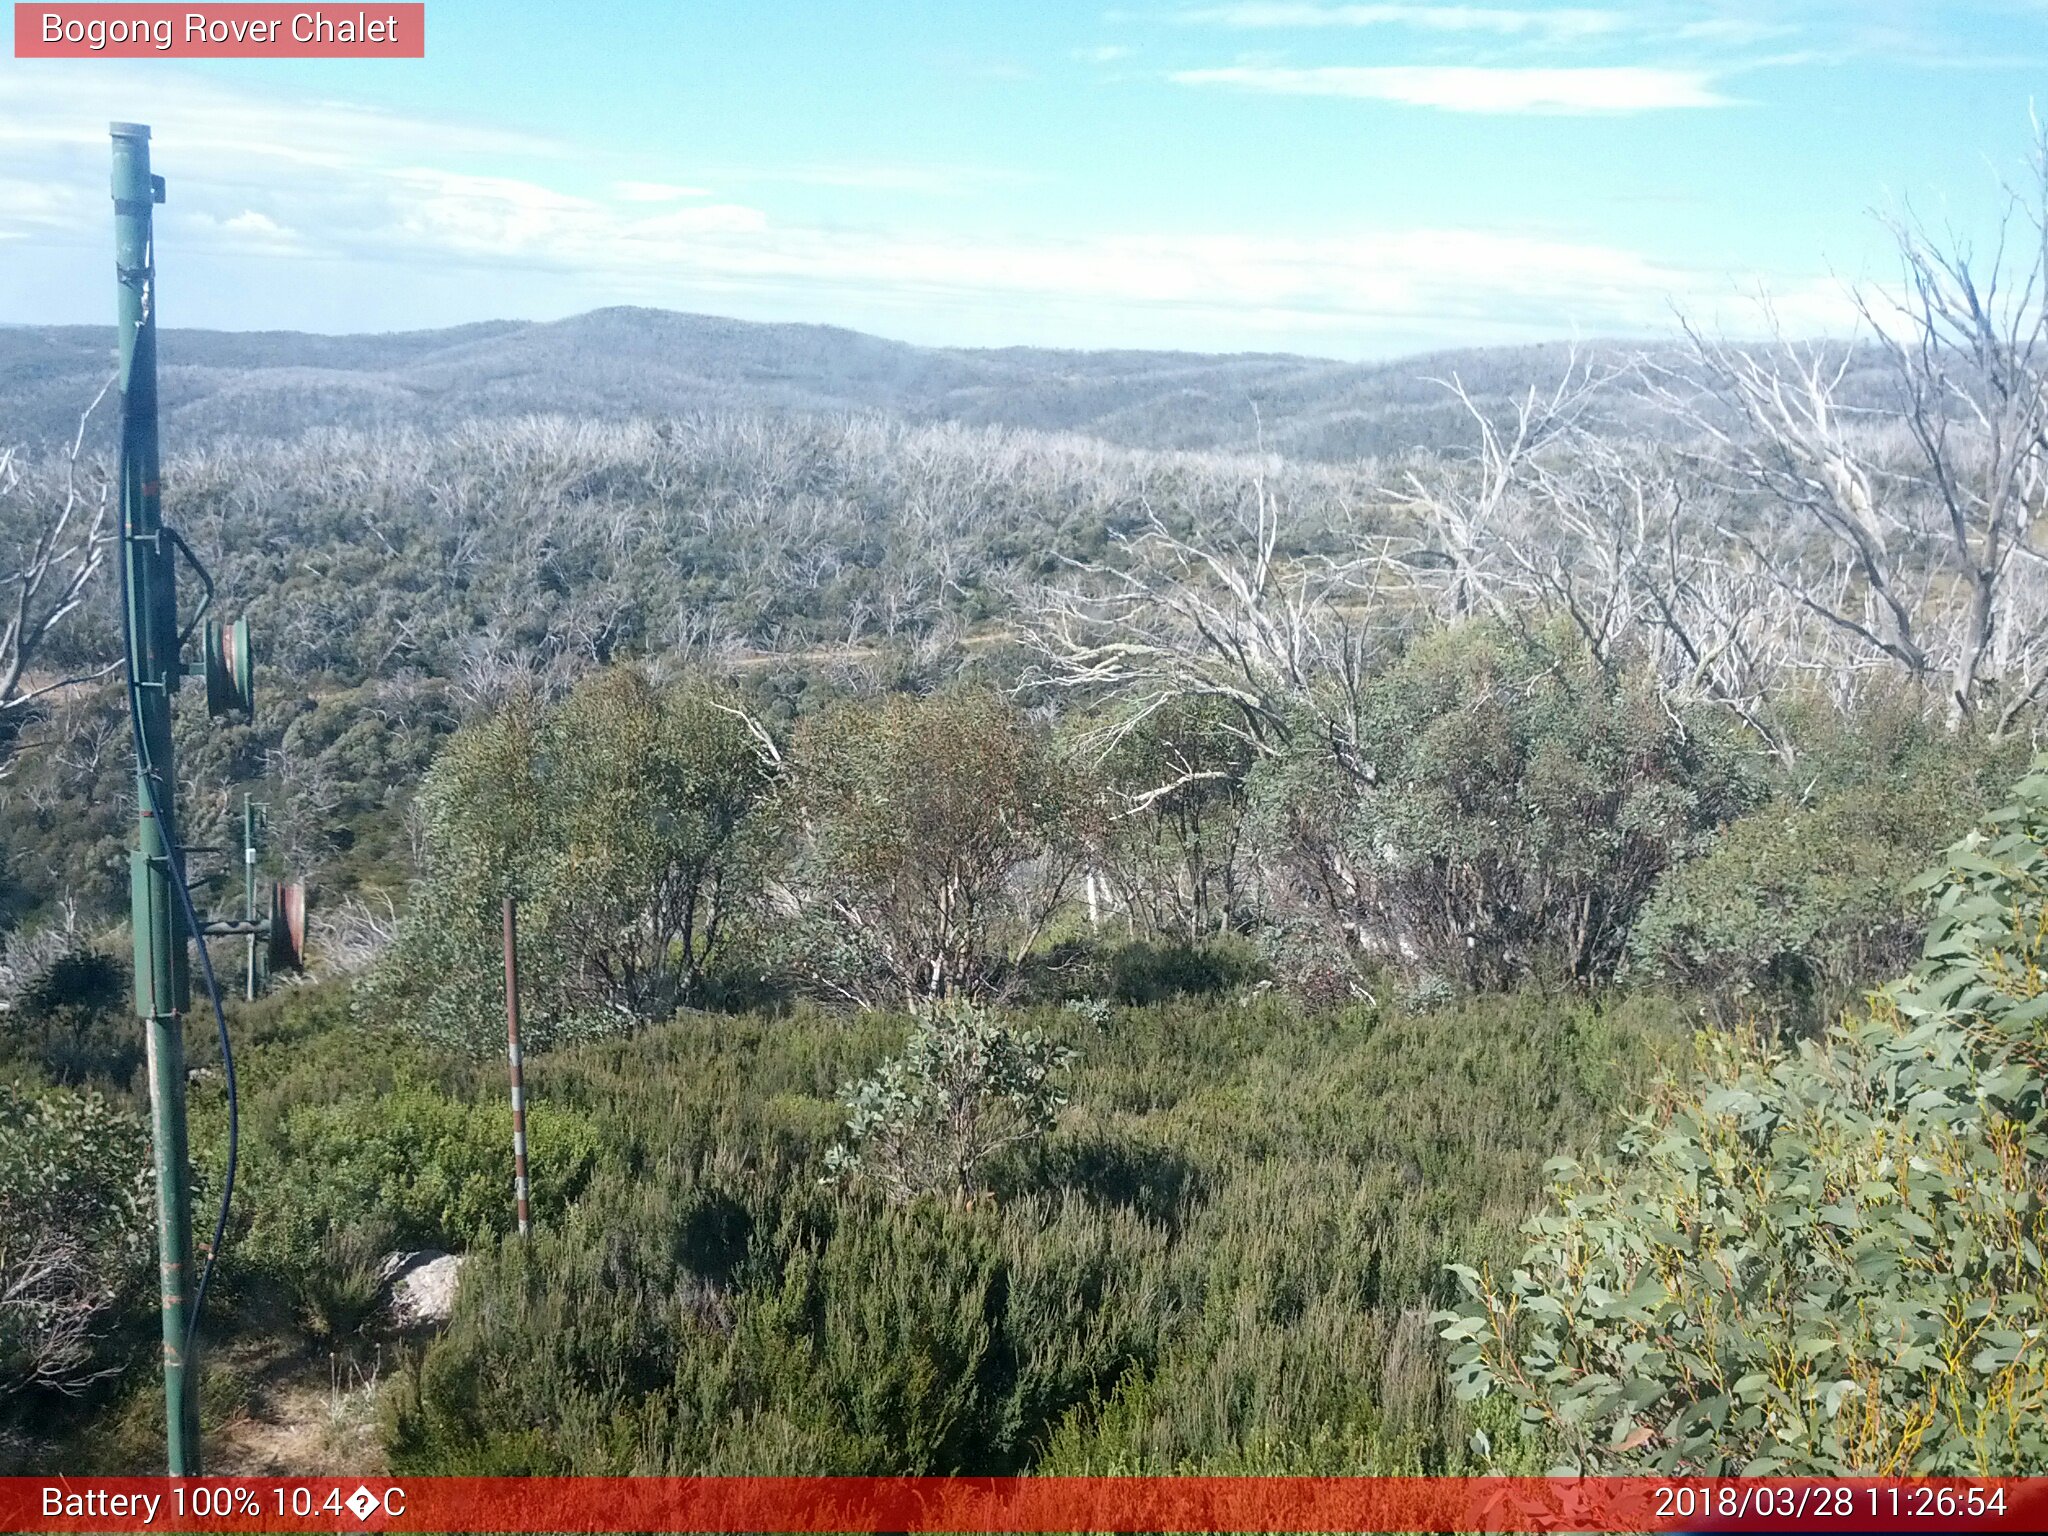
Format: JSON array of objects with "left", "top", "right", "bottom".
[{"left": 6, "top": 140, "right": 2048, "bottom": 1475}]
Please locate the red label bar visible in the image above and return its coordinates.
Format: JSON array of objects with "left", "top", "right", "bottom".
[
  {"left": 4, "top": 1477, "right": 2048, "bottom": 1534},
  {"left": 13, "top": 5, "right": 423, "bottom": 57}
]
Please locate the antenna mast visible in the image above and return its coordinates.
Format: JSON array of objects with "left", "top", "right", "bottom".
[
  {"left": 112, "top": 119, "right": 203, "bottom": 1477},
  {"left": 112, "top": 121, "right": 305, "bottom": 1477}
]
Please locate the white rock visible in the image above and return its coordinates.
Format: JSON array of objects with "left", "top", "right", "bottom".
[{"left": 378, "top": 1250, "right": 466, "bottom": 1330}]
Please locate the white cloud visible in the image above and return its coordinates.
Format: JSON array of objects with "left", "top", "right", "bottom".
[
  {"left": 0, "top": 62, "right": 1845, "bottom": 350},
  {"left": 1180, "top": 3, "right": 1624, "bottom": 36},
  {"left": 0, "top": 65, "right": 555, "bottom": 168},
  {"left": 344, "top": 169, "right": 1856, "bottom": 340},
  {"left": 1675, "top": 17, "right": 1798, "bottom": 45},
  {"left": 180, "top": 208, "right": 303, "bottom": 253},
  {"left": 222, "top": 210, "right": 290, "bottom": 237},
  {"left": 0, "top": 175, "right": 96, "bottom": 231},
  {"left": 375, "top": 168, "right": 765, "bottom": 261},
  {"left": 1172, "top": 64, "right": 1732, "bottom": 111},
  {"left": 750, "top": 163, "right": 1006, "bottom": 195},
  {"left": 614, "top": 180, "right": 713, "bottom": 202}
]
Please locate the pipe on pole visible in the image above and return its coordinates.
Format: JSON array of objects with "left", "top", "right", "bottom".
[
  {"left": 503, "top": 897, "right": 532, "bottom": 1237},
  {"left": 243, "top": 796, "right": 258, "bottom": 1002},
  {"left": 114, "top": 119, "right": 200, "bottom": 1476}
]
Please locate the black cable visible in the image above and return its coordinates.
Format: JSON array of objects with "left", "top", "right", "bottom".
[{"left": 115, "top": 383, "right": 238, "bottom": 1363}]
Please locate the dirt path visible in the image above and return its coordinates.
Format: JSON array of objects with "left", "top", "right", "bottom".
[{"left": 209, "top": 1342, "right": 389, "bottom": 1477}]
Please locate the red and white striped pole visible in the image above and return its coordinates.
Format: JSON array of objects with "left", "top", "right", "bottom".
[{"left": 502, "top": 895, "right": 531, "bottom": 1238}]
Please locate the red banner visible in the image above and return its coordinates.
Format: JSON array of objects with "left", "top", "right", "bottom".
[
  {"left": 5, "top": 1477, "right": 2048, "bottom": 1534},
  {"left": 12, "top": 5, "right": 424, "bottom": 58}
]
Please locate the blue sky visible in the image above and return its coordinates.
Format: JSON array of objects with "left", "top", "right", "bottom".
[{"left": 1, "top": 1, "right": 2042, "bottom": 356}]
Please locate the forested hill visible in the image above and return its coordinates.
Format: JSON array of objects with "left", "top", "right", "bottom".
[{"left": 2, "top": 307, "right": 1647, "bottom": 459}]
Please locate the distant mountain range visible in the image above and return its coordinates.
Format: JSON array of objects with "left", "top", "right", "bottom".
[{"left": 0, "top": 306, "right": 1837, "bottom": 461}]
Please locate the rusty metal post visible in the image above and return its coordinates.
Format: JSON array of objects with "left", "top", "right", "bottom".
[{"left": 502, "top": 896, "right": 531, "bottom": 1237}]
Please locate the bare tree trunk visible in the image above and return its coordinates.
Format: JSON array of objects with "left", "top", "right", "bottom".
[{"left": 0, "top": 381, "right": 118, "bottom": 766}]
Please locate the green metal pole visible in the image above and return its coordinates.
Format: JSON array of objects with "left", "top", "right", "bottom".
[{"left": 114, "top": 120, "right": 201, "bottom": 1478}]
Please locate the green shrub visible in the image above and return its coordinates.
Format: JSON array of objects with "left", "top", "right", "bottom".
[
  {"left": 0, "top": 1082, "right": 151, "bottom": 1425},
  {"left": 1438, "top": 762, "right": 2048, "bottom": 1474},
  {"left": 1083, "top": 695, "right": 1253, "bottom": 941},
  {"left": 1101, "top": 937, "right": 1265, "bottom": 1006},
  {"left": 186, "top": 1009, "right": 607, "bottom": 1337},
  {"left": 362, "top": 668, "right": 775, "bottom": 1052},
  {"left": 374, "top": 984, "right": 1673, "bottom": 1477},
  {"left": 825, "top": 1002, "right": 1075, "bottom": 1203},
  {"left": 1246, "top": 621, "right": 1760, "bottom": 992},
  {"left": 0, "top": 936, "right": 137, "bottom": 1090},
  {"left": 292, "top": 1218, "right": 400, "bottom": 1347},
  {"left": 392, "top": 1176, "right": 1169, "bottom": 1476},
  {"left": 786, "top": 690, "right": 1078, "bottom": 1004},
  {"left": 239, "top": 1080, "right": 603, "bottom": 1258},
  {"left": 1627, "top": 777, "right": 1991, "bottom": 1021}
]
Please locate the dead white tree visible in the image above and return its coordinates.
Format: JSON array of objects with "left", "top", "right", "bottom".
[
  {"left": 1866, "top": 175, "right": 2048, "bottom": 730},
  {"left": 1653, "top": 132, "right": 2048, "bottom": 732},
  {"left": 1388, "top": 354, "right": 1615, "bottom": 626},
  {"left": 309, "top": 891, "right": 400, "bottom": 977},
  {"left": 0, "top": 1231, "right": 122, "bottom": 1400},
  {"left": 1386, "top": 357, "right": 1818, "bottom": 758},
  {"left": 1022, "top": 457, "right": 1393, "bottom": 793},
  {"left": 0, "top": 381, "right": 118, "bottom": 765},
  {"left": 1648, "top": 326, "right": 1937, "bottom": 681}
]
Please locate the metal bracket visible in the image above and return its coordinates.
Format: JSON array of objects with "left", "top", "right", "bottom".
[
  {"left": 164, "top": 526, "right": 215, "bottom": 647},
  {"left": 200, "top": 919, "right": 268, "bottom": 938}
]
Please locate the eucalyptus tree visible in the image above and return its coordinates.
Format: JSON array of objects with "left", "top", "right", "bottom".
[
  {"left": 365, "top": 667, "right": 776, "bottom": 1050},
  {"left": 785, "top": 688, "right": 1079, "bottom": 1005}
]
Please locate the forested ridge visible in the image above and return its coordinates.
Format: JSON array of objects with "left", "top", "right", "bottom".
[
  {"left": 6, "top": 172, "right": 2048, "bottom": 1476},
  {"left": 0, "top": 310, "right": 1688, "bottom": 460}
]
